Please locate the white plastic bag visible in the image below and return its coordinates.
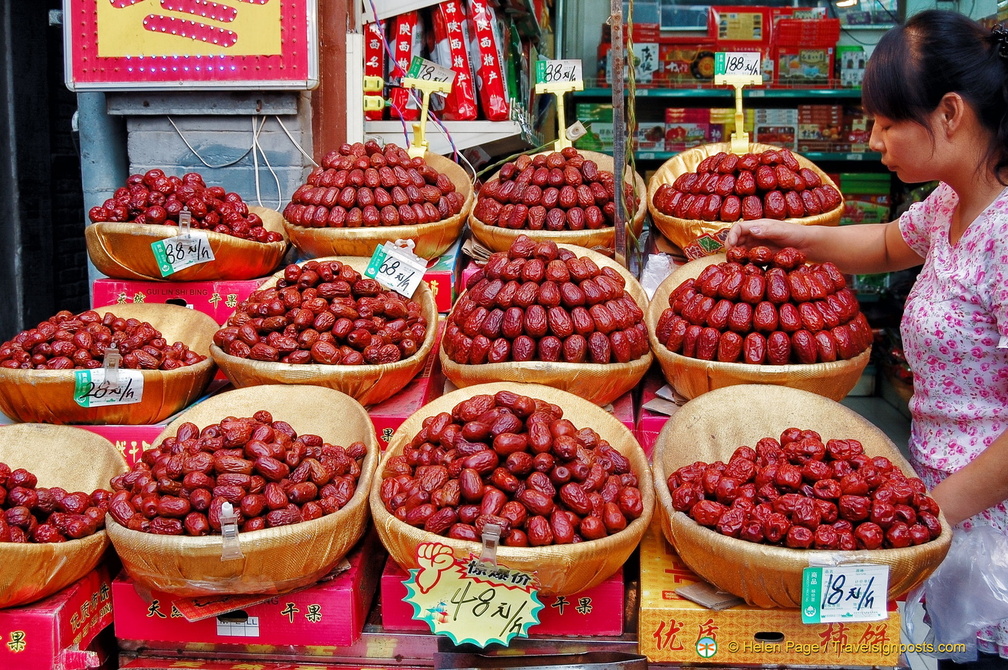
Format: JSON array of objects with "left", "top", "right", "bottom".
[{"left": 904, "top": 524, "right": 1008, "bottom": 662}]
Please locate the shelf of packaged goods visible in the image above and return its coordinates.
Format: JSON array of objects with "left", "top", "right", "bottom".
[
  {"left": 364, "top": 120, "right": 542, "bottom": 157},
  {"left": 575, "top": 87, "right": 864, "bottom": 100},
  {"left": 635, "top": 150, "right": 882, "bottom": 162}
]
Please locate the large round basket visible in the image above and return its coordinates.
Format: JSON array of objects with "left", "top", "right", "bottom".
[
  {"left": 652, "top": 384, "right": 952, "bottom": 608},
  {"left": 210, "top": 256, "right": 439, "bottom": 407},
  {"left": 647, "top": 142, "right": 843, "bottom": 251},
  {"left": 105, "top": 384, "right": 379, "bottom": 596},
  {"left": 370, "top": 382, "right": 654, "bottom": 597},
  {"left": 282, "top": 153, "right": 473, "bottom": 260},
  {"left": 85, "top": 206, "right": 289, "bottom": 281},
  {"left": 440, "top": 245, "right": 651, "bottom": 406},
  {"left": 0, "top": 424, "right": 128, "bottom": 608},
  {"left": 646, "top": 254, "right": 869, "bottom": 402},
  {"left": 0, "top": 303, "right": 218, "bottom": 425},
  {"left": 469, "top": 150, "right": 647, "bottom": 253}
]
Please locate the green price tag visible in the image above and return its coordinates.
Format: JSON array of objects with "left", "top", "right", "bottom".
[
  {"left": 402, "top": 542, "right": 543, "bottom": 648},
  {"left": 801, "top": 564, "right": 889, "bottom": 623},
  {"left": 714, "top": 52, "right": 762, "bottom": 78},
  {"left": 73, "top": 369, "right": 144, "bottom": 408},
  {"left": 364, "top": 243, "right": 427, "bottom": 298},
  {"left": 151, "top": 232, "right": 215, "bottom": 277},
  {"left": 406, "top": 56, "right": 456, "bottom": 86},
  {"left": 535, "top": 59, "right": 583, "bottom": 86}
]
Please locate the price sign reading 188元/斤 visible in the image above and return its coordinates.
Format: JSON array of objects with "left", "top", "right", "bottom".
[{"left": 714, "top": 52, "right": 762, "bottom": 79}]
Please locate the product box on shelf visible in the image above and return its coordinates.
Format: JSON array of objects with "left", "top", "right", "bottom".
[
  {"left": 0, "top": 564, "right": 114, "bottom": 670},
  {"left": 753, "top": 108, "right": 799, "bottom": 150},
  {"left": 710, "top": 6, "right": 772, "bottom": 45},
  {"left": 797, "top": 103, "right": 843, "bottom": 152},
  {"left": 574, "top": 103, "right": 614, "bottom": 153},
  {"left": 112, "top": 530, "right": 384, "bottom": 649},
  {"left": 656, "top": 43, "right": 716, "bottom": 86},
  {"left": 839, "top": 173, "right": 892, "bottom": 226},
  {"left": 636, "top": 121, "right": 667, "bottom": 152},
  {"left": 664, "top": 108, "right": 710, "bottom": 153},
  {"left": 836, "top": 45, "right": 867, "bottom": 88},
  {"left": 91, "top": 277, "right": 267, "bottom": 325},
  {"left": 368, "top": 330, "right": 444, "bottom": 449},
  {"left": 638, "top": 524, "right": 902, "bottom": 666},
  {"left": 774, "top": 46, "right": 835, "bottom": 88},
  {"left": 709, "top": 107, "right": 755, "bottom": 145},
  {"left": 773, "top": 17, "right": 840, "bottom": 48},
  {"left": 380, "top": 558, "right": 624, "bottom": 636}
]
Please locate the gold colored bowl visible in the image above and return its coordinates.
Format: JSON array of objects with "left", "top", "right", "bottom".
[
  {"left": 0, "top": 303, "right": 218, "bottom": 424},
  {"left": 469, "top": 150, "right": 647, "bottom": 253},
  {"left": 645, "top": 254, "right": 870, "bottom": 402},
  {"left": 370, "top": 382, "right": 654, "bottom": 596},
  {"left": 106, "top": 384, "right": 379, "bottom": 597},
  {"left": 0, "top": 424, "right": 128, "bottom": 608},
  {"left": 652, "top": 384, "right": 951, "bottom": 608},
  {"left": 85, "top": 206, "right": 289, "bottom": 281},
  {"left": 440, "top": 245, "right": 652, "bottom": 406},
  {"left": 282, "top": 153, "right": 473, "bottom": 260},
  {"left": 210, "top": 256, "right": 439, "bottom": 407},
  {"left": 647, "top": 142, "right": 843, "bottom": 251}
]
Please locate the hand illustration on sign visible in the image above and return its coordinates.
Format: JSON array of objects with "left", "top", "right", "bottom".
[
  {"left": 415, "top": 543, "right": 454, "bottom": 594},
  {"left": 108, "top": 0, "right": 273, "bottom": 47}
]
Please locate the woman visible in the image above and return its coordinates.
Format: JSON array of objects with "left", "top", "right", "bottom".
[{"left": 725, "top": 10, "right": 1008, "bottom": 667}]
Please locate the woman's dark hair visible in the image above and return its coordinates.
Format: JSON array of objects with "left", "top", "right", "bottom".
[{"left": 862, "top": 9, "right": 1008, "bottom": 182}]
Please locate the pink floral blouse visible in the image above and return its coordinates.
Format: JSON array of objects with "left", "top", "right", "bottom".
[
  {"left": 899, "top": 182, "right": 1008, "bottom": 658},
  {"left": 898, "top": 182, "right": 1008, "bottom": 534}
]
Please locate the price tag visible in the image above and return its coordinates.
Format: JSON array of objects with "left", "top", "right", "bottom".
[
  {"left": 801, "top": 564, "right": 889, "bottom": 623},
  {"left": 364, "top": 242, "right": 428, "bottom": 298},
  {"left": 151, "top": 231, "right": 215, "bottom": 277},
  {"left": 402, "top": 542, "right": 543, "bottom": 648},
  {"left": 535, "top": 59, "right": 582, "bottom": 86},
  {"left": 406, "top": 56, "right": 456, "bottom": 87},
  {"left": 73, "top": 368, "right": 144, "bottom": 408},
  {"left": 714, "top": 51, "right": 762, "bottom": 79}
]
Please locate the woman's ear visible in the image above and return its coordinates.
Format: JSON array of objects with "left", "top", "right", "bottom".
[{"left": 937, "top": 92, "right": 966, "bottom": 135}]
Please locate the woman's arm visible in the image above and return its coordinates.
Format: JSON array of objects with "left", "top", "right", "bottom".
[
  {"left": 929, "top": 428, "right": 1008, "bottom": 527},
  {"left": 725, "top": 219, "right": 923, "bottom": 275}
]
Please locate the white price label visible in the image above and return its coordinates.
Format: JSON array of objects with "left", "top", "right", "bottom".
[
  {"left": 151, "top": 231, "right": 215, "bottom": 277},
  {"left": 715, "top": 52, "right": 762, "bottom": 78},
  {"left": 535, "top": 59, "right": 583, "bottom": 86},
  {"left": 407, "top": 56, "right": 456, "bottom": 86},
  {"left": 364, "top": 243, "right": 428, "bottom": 298},
  {"left": 801, "top": 564, "right": 889, "bottom": 623},
  {"left": 565, "top": 121, "right": 587, "bottom": 142},
  {"left": 73, "top": 368, "right": 144, "bottom": 408}
]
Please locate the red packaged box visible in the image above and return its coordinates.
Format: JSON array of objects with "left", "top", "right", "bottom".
[
  {"left": 380, "top": 559, "right": 624, "bottom": 636},
  {"left": 609, "top": 390, "right": 636, "bottom": 434},
  {"left": 775, "top": 46, "right": 835, "bottom": 87},
  {"left": 423, "top": 235, "right": 464, "bottom": 313},
  {"left": 81, "top": 423, "right": 167, "bottom": 468},
  {"left": 389, "top": 12, "right": 422, "bottom": 121},
  {"left": 657, "top": 42, "right": 716, "bottom": 86},
  {"left": 710, "top": 6, "right": 772, "bottom": 46},
  {"left": 368, "top": 328, "right": 444, "bottom": 449},
  {"left": 774, "top": 18, "right": 840, "bottom": 47},
  {"left": 364, "top": 21, "right": 386, "bottom": 121},
  {"left": 431, "top": 0, "right": 478, "bottom": 121},
  {"left": 0, "top": 564, "right": 114, "bottom": 670},
  {"left": 635, "top": 370, "right": 680, "bottom": 459},
  {"left": 112, "top": 531, "right": 384, "bottom": 648},
  {"left": 91, "top": 277, "right": 267, "bottom": 325},
  {"left": 467, "top": 0, "right": 510, "bottom": 121}
]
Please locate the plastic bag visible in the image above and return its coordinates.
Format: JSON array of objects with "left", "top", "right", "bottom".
[{"left": 904, "top": 524, "right": 1008, "bottom": 662}]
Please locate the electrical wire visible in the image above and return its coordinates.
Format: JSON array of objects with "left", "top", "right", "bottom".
[
  {"left": 250, "top": 116, "right": 283, "bottom": 210},
  {"left": 274, "top": 116, "right": 318, "bottom": 168},
  {"left": 167, "top": 115, "right": 259, "bottom": 169}
]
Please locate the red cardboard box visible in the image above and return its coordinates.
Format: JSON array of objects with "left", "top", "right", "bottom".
[
  {"left": 368, "top": 330, "right": 443, "bottom": 449},
  {"left": 81, "top": 423, "right": 167, "bottom": 468},
  {"left": 423, "top": 235, "right": 464, "bottom": 313},
  {"left": 0, "top": 564, "right": 114, "bottom": 670},
  {"left": 635, "top": 371, "right": 680, "bottom": 459},
  {"left": 710, "top": 6, "right": 772, "bottom": 45},
  {"left": 381, "top": 558, "right": 624, "bottom": 636},
  {"left": 609, "top": 390, "right": 636, "bottom": 434},
  {"left": 112, "top": 531, "right": 384, "bottom": 648},
  {"left": 91, "top": 277, "right": 266, "bottom": 325}
]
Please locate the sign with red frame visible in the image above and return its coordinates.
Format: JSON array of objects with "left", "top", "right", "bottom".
[{"left": 63, "top": 0, "right": 318, "bottom": 90}]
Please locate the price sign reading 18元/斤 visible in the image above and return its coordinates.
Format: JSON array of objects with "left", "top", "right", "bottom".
[
  {"left": 714, "top": 52, "right": 762, "bottom": 79},
  {"left": 535, "top": 59, "right": 583, "bottom": 86},
  {"left": 801, "top": 564, "right": 889, "bottom": 623},
  {"left": 407, "top": 56, "right": 456, "bottom": 86}
]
